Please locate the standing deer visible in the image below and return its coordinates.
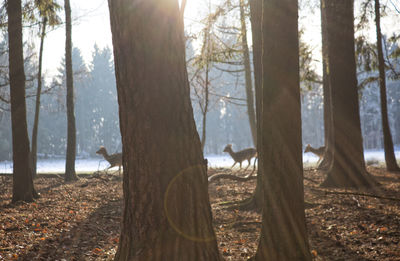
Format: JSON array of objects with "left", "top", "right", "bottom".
[
  {"left": 223, "top": 144, "right": 257, "bottom": 169},
  {"left": 96, "top": 146, "right": 122, "bottom": 174},
  {"left": 304, "top": 144, "right": 325, "bottom": 165}
]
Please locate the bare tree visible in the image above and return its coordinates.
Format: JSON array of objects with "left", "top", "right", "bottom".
[
  {"left": 31, "top": 0, "right": 61, "bottom": 177},
  {"left": 317, "top": 0, "right": 334, "bottom": 170},
  {"left": 64, "top": 0, "right": 77, "bottom": 181},
  {"left": 241, "top": 0, "right": 263, "bottom": 210},
  {"left": 374, "top": 0, "right": 400, "bottom": 171},
  {"left": 239, "top": 0, "right": 257, "bottom": 146},
  {"left": 7, "top": 0, "right": 37, "bottom": 202}
]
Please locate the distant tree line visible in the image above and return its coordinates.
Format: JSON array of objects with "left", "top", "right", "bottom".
[
  {"left": 0, "top": 39, "right": 399, "bottom": 160},
  {"left": 0, "top": 43, "right": 120, "bottom": 160}
]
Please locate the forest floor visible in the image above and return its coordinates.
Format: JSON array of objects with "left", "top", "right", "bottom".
[{"left": 0, "top": 166, "right": 400, "bottom": 260}]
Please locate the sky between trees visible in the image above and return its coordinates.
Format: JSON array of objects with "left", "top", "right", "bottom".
[{"left": 38, "top": 0, "right": 400, "bottom": 83}]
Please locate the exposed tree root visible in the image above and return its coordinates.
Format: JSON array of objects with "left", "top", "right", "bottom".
[
  {"left": 304, "top": 176, "right": 319, "bottom": 184},
  {"left": 208, "top": 171, "right": 257, "bottom": 184},
  {"left": 310, "top": 188, "right": 400, "bottom": 201}
]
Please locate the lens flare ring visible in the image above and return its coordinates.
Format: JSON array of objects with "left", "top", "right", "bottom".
[{"left": 163, "top": 164, "right": 216, "bottom": 242}]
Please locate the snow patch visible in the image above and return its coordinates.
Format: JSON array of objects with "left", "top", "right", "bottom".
[{"left": 0, "top": 150, "right": 399, "bottom": 174}]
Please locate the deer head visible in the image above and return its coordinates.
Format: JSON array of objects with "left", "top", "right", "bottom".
[
  {"left": 223, "top": 144, "right": 232, "bottom": 153},
  {"left": 96, "top": 146, "right": 107, "bottom": 155}
]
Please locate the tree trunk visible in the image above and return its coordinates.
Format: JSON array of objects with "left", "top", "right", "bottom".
[
  {"left": 31, "top": 17, "right": 47, "bottom": 178},
  {"left": 240, "top": 0, "right": 257, "bottom": 147},
  {"left": 318, "top": 0, "right": 333, "bottom": 171},
  {"left": 201, "top": 62, "right": 209, "bottom": 151},
  {"left": 241, "top": 0, "right": 263, "bottom": 210},
  {"left": 199, "top": 15, "right": 212, "bottom": 152},
  {"left": 108, "top": 0, "right": 221, "bottom": 260},
  {"left": 64, "top": 0, "right": 77, "bottom": 181},
  {"left": 8, "top": 0, "right": 36, "bottom": 203},
  {"left": 255, "top": 0, "right": 311, "bottom": 259},
  {"left": 322, "top": 0, "right": 375, "bottom": 188},
  {"left": 374, "top": 0, "right": 400, "bottom": 171}
]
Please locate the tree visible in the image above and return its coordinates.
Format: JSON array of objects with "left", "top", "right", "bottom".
[
  {"left": 321, "top": 0, "right": 375, "bottom": 188},
  {"left": 239, "top": 0, "right": 257, "bottom": 146},
  {"left": 193, "top": 6, "right": 213, "bottom": 151},
  {"left": 31, "top": 14, "right": 47, "bottom": 177},
  {"left": 374, "top": 0, "right": 400, "bottom": 171},
  {"left": 190, "top": 1, "right": 257, "bottom": 151},
  {"left": 240, "top": 0, "right": 263, "bottom": 210},
  {"left": 64, "top": 0, "right": 77, "bottom": 181},
  {"left": 189, "top": 4, "right": 235, "bottom": 152},
  {"left": 318, "top": 0, "right": 333, "bottom": 170},
  {"left": 108, "top": 0, "right": 221, "bottom": 259},
  {"left": 75, "top": 45, "right": 120, "bottom": 154},
  {"left": 255, "top": 0, "right": 311, "bottom": 259},
  {"left": 31, "top": 0, "right": 61, "bottom": 177},
  {"left": 7, "top": 0, "right": 37, "bottom": 202}
]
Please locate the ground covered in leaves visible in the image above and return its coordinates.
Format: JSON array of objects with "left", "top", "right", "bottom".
[{"left": 1, "top": 166, "right": 400, "bottom": 260}]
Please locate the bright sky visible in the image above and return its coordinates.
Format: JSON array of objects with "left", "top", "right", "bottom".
[
  {"left": 37, "top": 0, "right": 399, "bottom": 83},
  {"left": 40, "top": 0, "right": 205, "bottom": 82},
  {"left": 39, "top": 0, "right": 112, "bottom": 81}
]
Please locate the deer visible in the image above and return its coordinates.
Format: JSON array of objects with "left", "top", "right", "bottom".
[
  {"left": 304, "top": 144, "right": 325, "bottom": 165},
  {"left": 223, "top": 144, "right": 257, "bottom": 170},
  {"left": 96, "top": 146, "right": 122, "bottom": 174}
]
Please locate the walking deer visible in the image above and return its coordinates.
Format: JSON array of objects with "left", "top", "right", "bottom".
[
  {"left": 223, "top": 144, "right": 257, "bottom": 169},
  {"left": 96, "top": 146, "right": 122, "bottom": 174},
  {"left": 304, "top": 144, "right": 325, "bottom": 165}
]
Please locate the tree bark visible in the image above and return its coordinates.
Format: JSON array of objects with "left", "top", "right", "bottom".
[
  {"left": 240, "top": 0, "right": 257, "bottom": 147},
  {"left": 322, "top": 0, "right": 375, "bottom": 188},
  {"left": 199, "top": 15, "right": 211, "bottom": 152},
  {"left": 255, "top": 0, "right": 311, "bottom": 259},
  {"left": 64, "top": 0, "right": 78, "bottom": 181},
  {"left": 318, "top": 0, "right": 333, "bottom": 171},
  {"left": 31, "top": 17, "right": 47, "bottom": 178},
  {"left": 201, "top": 61, "right": 209, "bottom": 151},
  {"left": 8, "top": 0, "right": 36, "bottom": 203},
  {"left": 374, "top": 0, "right": 400, "bottom": 171},
  {"left": 242, "top": 0, "right": 263, "bottom": 210},
  {"left": 108, "top": 0, "right": 221, "bottom": 260}
]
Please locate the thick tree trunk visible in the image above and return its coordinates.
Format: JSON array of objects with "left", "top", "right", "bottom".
[
  {"left": 255, "top": 0, "right": 311, "bottom": 260},
  {"left": 31, "top": 18, "right": 47, "bottom": 178},
  {"left": 242, "top": 0, "right": 263, "bottom": 210},
  {"left": 240, "top": 0, "right": 257, "bottom": 147},
  {"left": 64, "top": 0, "right": 78, "bottom": 181},
  {"left": 108, "top": 0, "right": 221, "bottom": 260},
  {"left": 374, "top": 0, "right": 400, "bottom": 171},
  {"left": 8, "top": 0, "right": 36, "bottom": 203},
  {"left": 322, "top": 0, "right": 375, "bottom": 188},
  {"left": 318, "top": 0, "right": 333, "bottom": 171}
]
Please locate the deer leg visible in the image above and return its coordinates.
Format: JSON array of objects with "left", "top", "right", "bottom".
[
  {"left": 245, "top": 159, "right": 251, "bottom": 170},
  {"left": 316, "top": 157, "right": 322, "bottom": 166},
  {"left": 231, "top": 162, "right": 237, "bottom": 168},
  {"left": 249, "top": 157, "right": 257, "bottom": 176},
  {"left": 244, "top": 159, "right": 250, "bottom": 170}
]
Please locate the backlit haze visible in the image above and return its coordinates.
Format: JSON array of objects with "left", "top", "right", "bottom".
[{"left": 39, "top": 0, "right": 400, "bottom": 82}]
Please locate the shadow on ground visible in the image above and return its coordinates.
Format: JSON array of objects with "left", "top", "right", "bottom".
[{"left": 19, "top": 198, "right": 122, "bottom": 260}]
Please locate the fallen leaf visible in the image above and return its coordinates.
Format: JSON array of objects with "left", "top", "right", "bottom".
[{"left": 311, "top": 249, "right": 318, "bottom": 257}]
